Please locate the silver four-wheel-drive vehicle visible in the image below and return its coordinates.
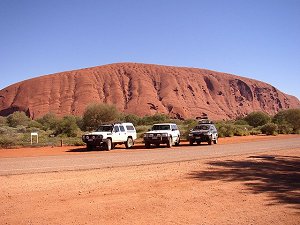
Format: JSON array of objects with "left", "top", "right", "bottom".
[
  {"left": 82, "top": 123, "right": 137, "bottom": 151},
  {"left": 188, "top": 120, "right": 218, "bottom": 145},
  {"left": 143, "top": 123, "right": 180, "bottom": 148}
]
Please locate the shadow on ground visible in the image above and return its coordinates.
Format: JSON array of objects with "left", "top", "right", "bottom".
[{"left": 189, "top": 154, "right": 300, "bottom": 209}]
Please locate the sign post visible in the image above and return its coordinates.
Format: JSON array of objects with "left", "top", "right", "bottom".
[{"left": 30, "top": 132, "right": 38, "bottom": 145}]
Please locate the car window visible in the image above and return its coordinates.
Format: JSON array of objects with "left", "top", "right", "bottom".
[
  {"left": 114, "top": 126, "right": 120, "bottom": 132},
  {"left": 195, "top": 125, "right": 209, "bottom": 130},
  {"left": 96, "top": 125, "right": 113, "bottom": 132},
  {"left": 152, "top": 125, "right": 171, "bottom": 130},
  {"left": 126, "top": 125, "right": 135, "bottom": 131},
  {"left": 171, "top": 125, "right": 178, "bottom": 130},
  {"left": 119, "top": 126, "right": 125, "bottom": 132}
]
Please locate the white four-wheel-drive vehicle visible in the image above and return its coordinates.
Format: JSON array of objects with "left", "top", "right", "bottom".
[
  {"left": 82, "top": 123, "right": 137, "bottom": 151},
  {"left": 143, "top": 123, "right": 180, "bottom": 148}
]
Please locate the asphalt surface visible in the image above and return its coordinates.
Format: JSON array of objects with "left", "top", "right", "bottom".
[{"left": 1, "top": 137, "right": 300, "bottom": 175}]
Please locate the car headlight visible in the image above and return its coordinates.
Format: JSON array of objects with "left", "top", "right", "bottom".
[
  {"left": 162, "top": 133, "right": 168, "bottom": 137},
  {"left": 149, "top": 134, "right": 153, "bottom": 137},
  {"left": 144, "top": 134, "right": 148, "bottom": 138},
  {"left": 188, "top": 133, "right": 193, "bottom": 137}
]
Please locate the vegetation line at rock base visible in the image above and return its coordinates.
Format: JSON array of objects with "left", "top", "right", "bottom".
[{"left": 0, "top": 104, "right": 299, "bottom": 148}]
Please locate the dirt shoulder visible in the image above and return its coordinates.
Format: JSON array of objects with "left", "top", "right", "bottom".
[
  {"left": 0, "top": 134, "right": 299, "bottom": 158},
  {"left": 1, "top": 147, "right": 299, "bottom": 225}
]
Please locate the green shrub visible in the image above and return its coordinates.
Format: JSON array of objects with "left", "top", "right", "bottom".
[
  {"left": 244, "top": 111, "right": 271, "bottom": 127},
  {"left": 273, "top": 109, "right": 300, "bottom": 133},
  {"left": 216, "top": 123, "right": 235, "bottom": 137},
  {"left": 233, "top": 125, "right": 251, "bottom": 136},
  {"left": 120, "top": 113, "right": 140, "bottom": 125},
  {"left": 82, "top": 103, "right": 119, "bottom": 131},
  {"left": 277, "top": 123, "right": 293, "bottom": 134},
  {"left": 54, "top": 116, "right": 79, "bottom": 137},
  {"left": 36, "top": 113, "right": 59, "bottom": 130},
  {"left": 0, "top": 116, "right": 7, "bottom": 126},
  {"left": 0, "top": 135, "right": 15, "bottom": 148},
  {"left": 234, "top": 119, "right": 248, "bottom": 125},
  {"left": 7, "top": 111, "right": 31, "bottom": 127},
  {"left": 261, "top": 123, "right": 278, "bottom": 135}
]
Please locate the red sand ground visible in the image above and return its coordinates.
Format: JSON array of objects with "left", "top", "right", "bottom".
[{"left": 1, "top": 135, "right": 299, "bottom": 225}]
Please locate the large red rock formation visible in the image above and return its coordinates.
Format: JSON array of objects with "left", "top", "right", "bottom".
[{"left": 0, "top": 63, "right": 299, "bottom": 120}]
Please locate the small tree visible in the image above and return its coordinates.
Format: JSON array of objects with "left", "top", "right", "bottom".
[
  {"left": 261, "top": 123, "right": 278, "bottom": 135},
  {"left": 0, "top": 116, "right": 7, "bottom": 126},
  {"left": 244, "top": 111, "right": 271, "bottom": 127},
  {"left": 82, "top": 103, "right": 119, "bottom": 131},
  {"left": 273, "top": 109, "right": 300, "bottom": 133},
  {"left": 7, "top": 111, "right": 31, "bottom": 127},
  {"left": 36, "top": 113, "right": 59, "bottom": 130},
  {"left": 54, "top": 116, "right": 79, "bottom": 137}
]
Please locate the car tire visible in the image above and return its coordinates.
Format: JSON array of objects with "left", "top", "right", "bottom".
[
  {"left": 208, "top": 136, "right": 212, "bottom": 145},
  {"left": 213, "top": 137, "right": 218, "bottom": 144},
  {"left": 145, "top": 142, "right": 150, "bottom": 149},
  {"left": 87, "top": 144, "right": 93, "bottom": 151},
  {"left": 167, "top": 137, "right": 172, "bottom": 148},
  {"left": 175, "top": 137, "right": 180, "bottom": 146},
  {"left": 189, "top": 140, "right": 194, "bottom": 146},
  {"left": 125, "top": 137, "right": 133, "bottom": 149},
  {"left": 105, "top": 139, "right": 112, "bottom": 151},
  {"left": 155, "top": 143, "right": 160, "bottom": 148},
  {"left": 196, "top": 141, "right": 201, "bottom": 145}
]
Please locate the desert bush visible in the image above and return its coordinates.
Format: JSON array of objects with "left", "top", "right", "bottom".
[
  {"left": 82, "top": 103, "right": 119, "bottom": 131},
  {"left": 0, "top": 116, "right": 7, "bottom": 126},
  {"left": 234, "top": 119, "right": 248, "bottom": 125},
  {"left": 244, "top": 111, "right": 271, "bottom": 127},
  {"left": 36, "top": 113, "right": 59, "bottom": 130},
  {"left": 216, "top": 123, "right": 235, "bottom": 137},
  {"left": 273, "top": 109, "right": 300, "bottom": 133},
  {"left": 28, "top": 120, "right": 43, "bottom": 129},
  {"left": 233, "top": 125, "right": 251, "bottom": 136},
  {"left": 249, "top": 128, "right": 262, "bottom": 135},
  {"left": 260, "top": 123, "right": 278, "bottom": 135},
  {"left": 0, "top": 135, "right": 15, "bottom": 148},
  {"left": 7, "top": 111, "right": 31, "bottom": 127},
  {"left": 277, "top": 123, "right": 294, "bottom": 134},
  {"left": 54, "top": 116, "right": 79, "bottom": 137},
  {"left": 120, "top": 113, "right": 140, "bottom": 125}
]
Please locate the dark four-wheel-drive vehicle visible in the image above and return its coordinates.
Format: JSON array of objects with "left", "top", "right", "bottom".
[
  {"left": 188, "top": 120, "right": 218, "bottom": 145},
  {"left": 82, "top": 123, "right": 137, "bottom": 151}
]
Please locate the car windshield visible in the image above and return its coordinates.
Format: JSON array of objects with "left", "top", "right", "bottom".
[
  {"left": 194, "top": 125, "right": 209, "bottom": 130},
  {"left": 152, "top": 125, "right": 171, "bottom": 130},
  {"left": 96, "top": 125, "right": 113, "bottom": 132}
]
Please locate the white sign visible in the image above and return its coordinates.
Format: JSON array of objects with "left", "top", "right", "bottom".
[{"left": 30, "top": 132, "right": 39, "bottom": 144}]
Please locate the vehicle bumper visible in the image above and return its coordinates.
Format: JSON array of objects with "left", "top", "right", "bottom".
[{"left": 144, "top": 137, "right": 169, "bottom": 144}]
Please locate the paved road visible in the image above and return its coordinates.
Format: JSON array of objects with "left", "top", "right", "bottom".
[{"left": 1, "top": 137, "right": 299, "bottom": 175}]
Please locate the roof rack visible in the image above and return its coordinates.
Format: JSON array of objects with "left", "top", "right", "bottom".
[{"left": 197, "top": 118, "right": 214, "bottom": 124}]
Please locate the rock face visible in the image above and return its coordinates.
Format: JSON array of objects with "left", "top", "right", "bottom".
[{"left": 0, "top": 63, "right": 299, "bottom": 120}]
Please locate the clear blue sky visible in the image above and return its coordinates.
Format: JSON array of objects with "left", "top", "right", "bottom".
[{"left": 0, "top": 0, "right": 299, "bottom": 99}]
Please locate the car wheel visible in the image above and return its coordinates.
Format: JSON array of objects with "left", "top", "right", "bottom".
[
  {"left": 208, "top": 135, "right": 212, "bottom": 145},
  {"left": 213, "top": 137, "right": 218, "bottom": 144},
  {"left": 87, "top": 144, "right": 93, "bottom": 151},
  {"left": 167, "top": 137, "right": 172, "bottom": 148},
  {"left": 189, "top": 140, "right": 194, "bottom": 146},
  {"left": 145, "top": 142, "right": 150, "bottom": 149},
  {"left": 175, "top": 137, "right": 180, "bottom": 146},
  {"left": 155, "top": 143, "right": 160, "bottom": 147},
  {"left": 125, "top": 137, "right": 133, "bottom": 149},
  {"left": 196, "top": 141, "right": 201, "bottom": 145},
  {"left": 105, "top": 139, "right": 112, "bottom": 151}
]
